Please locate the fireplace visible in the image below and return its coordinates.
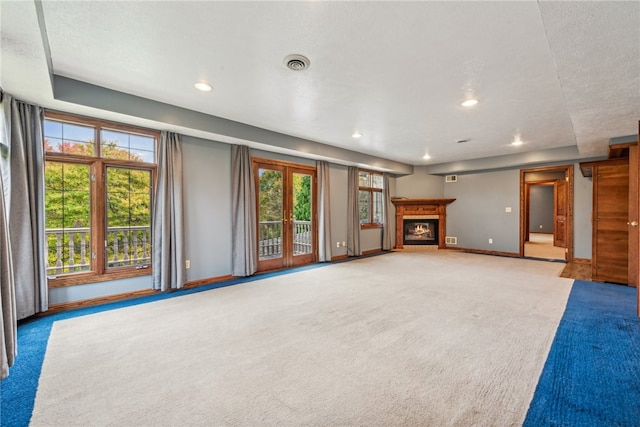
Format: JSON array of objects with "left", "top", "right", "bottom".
[
  {"left": 390, "top": 198, "right": 456, "bottom": 249},
  {"left": 403, "top": 219, "right": 439, "bottom": 245}
]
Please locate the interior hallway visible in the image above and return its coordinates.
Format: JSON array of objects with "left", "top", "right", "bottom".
[{"left": 525, "top": 233, "right": 566, "bottom": 261}]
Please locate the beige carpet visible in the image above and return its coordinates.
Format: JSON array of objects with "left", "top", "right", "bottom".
[
  {"left": 31, "top": 251, "right": 573, "bottom": 426},
  {"left": 524, "top": 233, "right": 566, "bottom": 260}
]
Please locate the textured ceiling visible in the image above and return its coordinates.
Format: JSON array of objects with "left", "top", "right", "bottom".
[{"left": 1, "top": 1, "right": 638, "bottom": 169}]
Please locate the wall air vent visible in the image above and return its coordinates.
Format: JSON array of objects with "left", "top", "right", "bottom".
[
  {"left": 445, "top": 175, "right": 457, "bottom": 183},
  {"left": 445, "top": 236, "right": 458, "bottom": 245}
]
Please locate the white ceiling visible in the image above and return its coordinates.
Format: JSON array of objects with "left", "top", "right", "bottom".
[{"left": 1, "top": 1, "right": 638, "bottom": 172}]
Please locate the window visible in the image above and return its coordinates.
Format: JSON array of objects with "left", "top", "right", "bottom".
[
  {"left": 358, "top": 169, "right": 384, "bottom": 228},
  {"left": 44, "top": 112, "right": 158, "bottom": 287}
]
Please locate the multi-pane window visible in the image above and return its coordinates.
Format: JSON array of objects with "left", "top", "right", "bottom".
[
  {"left": 358, "top": 170, "right": 384, "bottom": 227},
  {"left": 43, "top": 112, "right": 157, "bottom": 286}
]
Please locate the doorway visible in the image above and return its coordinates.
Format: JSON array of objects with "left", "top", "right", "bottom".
[
  {"left": 520, "top": 165, "right": 574, "bottom": 261},
  {"left": 253, "top": 159, "right": 317, "bottom": 272}
]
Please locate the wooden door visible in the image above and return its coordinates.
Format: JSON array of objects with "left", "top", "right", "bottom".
[
  {"left": 254, "top": 160, "right": 317, "bottom": 272},
  {"left": 633, "top": 127, "right": 640, "bottom": 316},
  {"left": 592, "top": 162, "right": 629, "bottom": 284},
  {"left": 554, "top": 179, "right": 568, "bottom": 248},
  {"left": 629, "top": 144, "right": 638, "bottom": 290}
]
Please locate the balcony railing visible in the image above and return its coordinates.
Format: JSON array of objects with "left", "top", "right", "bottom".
[
  {"left": 259, "top": 220, "right": 312, "bottom": 259},
  {"left": 45, "top": 226, "right": 151, "bottom": 275},
  {"left": 46, "top": 220, "right": 313, "bottom": 275}
]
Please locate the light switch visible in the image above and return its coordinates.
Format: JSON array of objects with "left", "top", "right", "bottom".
[{"left": 505, "top": 207, "right": 512, "bottom": 213}]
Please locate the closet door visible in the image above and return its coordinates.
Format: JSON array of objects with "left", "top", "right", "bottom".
[{"left": 592, "top": 161, "right": 629, "bottom": 284}]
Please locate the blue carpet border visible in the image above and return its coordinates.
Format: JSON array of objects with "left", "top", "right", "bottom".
[{"left": 524, "top": 280, "right": 640, "bottom": 426}]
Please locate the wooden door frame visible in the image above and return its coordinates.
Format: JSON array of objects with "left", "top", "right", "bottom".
[
  {"left": 253, "top": 158, "right": 318, "bottom": 272},
  {"left": 520, "top": 165, "right": 574, "bottom": 261}
]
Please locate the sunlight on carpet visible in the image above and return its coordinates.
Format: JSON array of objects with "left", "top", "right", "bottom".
[{"left": 30, "top": 251, "right": 572, "bottom": 426}]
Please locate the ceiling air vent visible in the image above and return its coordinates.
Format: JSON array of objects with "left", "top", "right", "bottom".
[
  {"left": 284, "top": 54, "right": 310, "bottom": 71},
  {"left": 445, "top": 175, "right": 457, "bottom": 183}
]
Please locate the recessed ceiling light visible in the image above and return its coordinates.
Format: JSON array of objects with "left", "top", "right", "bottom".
[
  {"left": 511, "top": 140, "right": 524, "bottom": 146},
  {"left": 352, "top": 132, "right": 362, "bottom": 138},
  {"left": 422, "top": 154, "right": 431, "bottom": 160},
  {"left": 194, "top": 82, "right": 212, "bottom": 92},
  {"left": 461, "top": 99, "right": 478, "bottom": 107}
]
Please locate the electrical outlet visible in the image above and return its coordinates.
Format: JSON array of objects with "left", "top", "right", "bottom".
[
  {"left": 185, "top": 260, "right": 190, "bottom": 269},
  {"left": 336, "top": 241, "right": 340, "bottom": 248},
  {"left": 488, "top": 238, "right": 493, "bottom": 244},
  {"left": 342, "top": 241, "right": 346, "bottom": 247}
]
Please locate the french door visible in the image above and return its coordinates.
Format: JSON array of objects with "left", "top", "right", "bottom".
[{"left": 253, "top": 159, "right": 317, "bottom": 272}]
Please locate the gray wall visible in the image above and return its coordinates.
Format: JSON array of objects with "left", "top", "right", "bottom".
[
  {"left": 329, "top": 164, "right": 348, "bottom": 257},
  {"left": 444, "top": 169, "right": 521, "bottom": 253},
  {"left": 183, "top": 136, "right": 232, "bottom": 281},
  {"left": 394, "top": 166, "right": 444, "bottom": 198},
  {"left": 529, "top": 185, "right": 554, "bottom": 233},
  {"left": 573, "top": 163, "right": 592, "bottom": 259},
  {"left": 49, "top": 275, "right": 150, "bottom": 305},
  {"left": 442, "top": 163, "right": 593, "bottom": 258}
]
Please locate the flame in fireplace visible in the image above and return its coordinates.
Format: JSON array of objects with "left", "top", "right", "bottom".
[{"left": 408, "top": 223, "right": 434, "bottom": 239}]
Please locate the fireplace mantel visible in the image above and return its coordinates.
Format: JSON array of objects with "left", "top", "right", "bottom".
[{"left": 391, "top": 198, "right": 456, "bottom": 249}]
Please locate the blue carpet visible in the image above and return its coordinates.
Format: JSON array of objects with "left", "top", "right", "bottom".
[{"left": 524, "top": 280, "right": 640, "bottom": 426}]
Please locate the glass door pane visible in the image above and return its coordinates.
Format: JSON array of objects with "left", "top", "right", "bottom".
[
  {"left": 292, "top": 172, "right": 313, "bottom": 259},
  {"left": 258, "top": 167, "right": 284, "bottom": 263}
]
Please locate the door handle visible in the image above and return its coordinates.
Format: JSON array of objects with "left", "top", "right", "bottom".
[{"left": 629, "top": 221, "right": 639, "bottom": 227}]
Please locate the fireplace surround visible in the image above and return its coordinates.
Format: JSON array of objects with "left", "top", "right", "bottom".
[{"left": 390, "top": 198, "right": 455, "bottom": 249}]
